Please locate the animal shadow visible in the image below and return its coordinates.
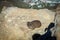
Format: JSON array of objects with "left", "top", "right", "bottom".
[{"left": 32, "top": 23, "right": 56, "bottom": 40}]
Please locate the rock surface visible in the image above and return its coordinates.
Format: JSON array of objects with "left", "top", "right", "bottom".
[
  {"left": 0, "top": 7, "right": 55, "bottom": 40},
  {"left": 55, "top": 4, "right": 60, "bottom": 40}
]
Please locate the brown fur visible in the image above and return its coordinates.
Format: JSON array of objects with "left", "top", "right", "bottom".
[{"left": 27, "top": 20, "right": 41, "bottom": 29}]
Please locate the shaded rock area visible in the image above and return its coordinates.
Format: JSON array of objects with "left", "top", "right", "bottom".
[
  {"left": 55, "top": 4, "right": 60, "bottom": 40},
  {"left": 7, "top": 0, "right": 30, "bottom": 8},
  {"left": 0, "top": 7, "right": 56, "bottom": 40},
  {"left": 0, "top": 1, "right": 14, "bottom": 13},
  {"left": 0, "top": 0, "right": 30, "bottom": 13}
]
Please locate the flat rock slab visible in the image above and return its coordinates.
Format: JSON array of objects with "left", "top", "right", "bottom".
[{"left": 0, "top": 7, "right": 55, "bottom": 40}]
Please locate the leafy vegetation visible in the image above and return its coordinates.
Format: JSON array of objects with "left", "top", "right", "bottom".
[{"left": 0, "top": 0, "right": 59, "bottom": 9}]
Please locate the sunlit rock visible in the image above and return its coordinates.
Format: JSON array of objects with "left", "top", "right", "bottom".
[{"left": 0, "top": 7, "right": 55, "bottom": 40}]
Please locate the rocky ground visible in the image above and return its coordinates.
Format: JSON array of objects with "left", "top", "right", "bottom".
[
  {"left": 0, "top": 7, "right": 55, "bottom": 40},
  {"left": 0, "top": 0, "right": 60, "bottom": 40},
  {"left": 55, "top": 4, "right": 60, "bottom": 40}
]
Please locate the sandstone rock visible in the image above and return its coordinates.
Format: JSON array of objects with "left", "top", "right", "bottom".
[
  {"left": 0, "top": 7, "right": 55, "bottom": 40},
  {"left": 55, "top": 4, "right": 60, "bottom": 40}
]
